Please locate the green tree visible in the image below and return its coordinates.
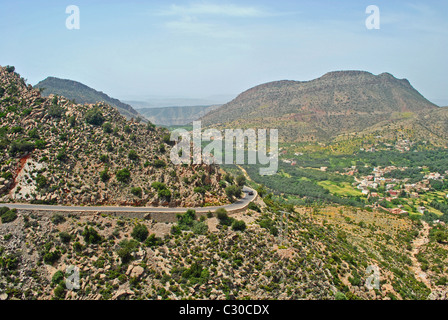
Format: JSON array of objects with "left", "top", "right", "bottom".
[
  {"left": 131, "top": 223, "right": 149, "bottom": 242},
  {"left": 116, "top": 168, "right": 131, "bottom": 183},
  {"left": 131, "top": 186, "right": 142, "bottom": 197},
  {"left": 102, "top": 122, "right": 113, "bottom": 133},
  {"left": 82, "top": 226, "right": 102, "bottom": 244},
  {"left": 1, "top": 209, "right": 17, "bottom": 223},
  {"left": 51, "top": 270, "right": 65, "bottom": 285},
  {"left": 225, "top": 185, "right": 242, "bottom": 200},
  {"left": 215, "top": 208, "right": 233, "bottom": 226},
  {"left": 231, "top": 219, "right": 247, "bottom": 232},
  {"left": 236, "top": 174, "right": 246, "bottom": 187},
  {"left": 59, "top": 232, "right": 72, "bottom": 244},
  {"left": 84, "top": 108, "right": 105, "bottom": 126}
]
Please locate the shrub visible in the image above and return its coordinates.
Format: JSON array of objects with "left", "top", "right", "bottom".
[
  {"left": 158, "top": 188, "right": 171, "bottom": 200},
  {"left": 117, "top": 239, "right": 139, "bottom": 264},
  {"left": 116, "top": 168, "right": 131, "bottom": 183},
  {"left": 44, "top": 250, "right": 61, "bottom": 265},
  {"left": 102, "top": 122, "right": 113, "bottom": 133},
  {"left": 128, "top": 150, "right": 138, "bottom": 161},
  {"left": 171, "top": 225, "right": 181, "bottom": 235},
  {"left": 9, "top": 140, "right": 35, "bottom": 156},
  {"left": 28, "top": 128, "right": 39, "bottom": 139},
  {"left": 100, "top": 168, "right": 110, "bottom": 182},
  {"left": 106, "top": 142, "right": 114, "bottom": 152},
  {"left": 231, "top": 219, "right": 246, "bottom": 232},
  {"left": 82, "top": 226, "right": 102, "bottom": 244},
  {"left": 11, "top": 126, "right": 23, "bottom": 133},
  {"left": 225, "top": 185, "right": 242, "bottom": 200},
  {"left": 56, "top": 148, "right": 68, "bottom": 162},
  {"left": 248, "top": 202, "right": 261, "bottom": 212},
  {"left": 192, "top": 221, "right": 208, "bottom": 235},
  {"left": 21, "top": 108, "right": 32, "bottom": 116},
  {"left": 131, "top": 187, "right": 142, "bottom": 197},
  {"left": 162, "top": 134, "right": 172, "bottom": 145},
  {"left": 0, "top": 252, "right": 20, "bottom": 270},
  {"left": 48, "top": 105, "right": 64, "bottom": 118},
  {"left": 146, "top": 122, "right": 156, "bottom": 131},
  {"left": 145, "top": 234, "right": 163, "bottom": 247},
  {"left": 68, "top": 116, "right": 76, "bottom": 127},
  {"left": 177, "top": 209, "right": 197, "bottom": 229},
  {"left": 1, "top": 171, "right": 13, "bottom": 180},
  {"left": 215, "top": 208, "right": 233, "bottom": 226},
  {"left": 1, "top": 209, "right": 17, "bottom": 223},
  {"left": 36, "top": 174, "right": 49, "bottom": 190},
  {"left": 35, "top": 139, "right": 47, "bottom": 150},
  {"left": 59, "top": 232, "right": 72, "bottom": 244},
  {"left": 235, "top": 174, "right": 246, "bottom": 187},
  {"left": 73, "top": 241, "right": 83, "bottom": 253},
  {"left": 151, "top": 182, "right": 167, "bottom": 190},
  {"left": 131, "top": 223, "right": 149, "bottom": 242},
  {"left": 52, "top": 270, "right": 65, "bottom": 285},
  {"left": 153, "top": 159, "right": 166, "bottom": 168},
  {"left": 5, "top": 65, "right": 15, "bottom": 73},
  {"left": 51, "top": 214, "right": 66, "bottom": 225},
  {"left": 53, "top": 284, "right": 66, "bottom": 299},
  {"left": 84, "top": 108, "right": 105, "bottom": 126},
  {"left": 215, "top": 208, "right": 228, "bottom": 220},
  {"left": 335, "top": 292, "right": 348, "bottom": 300},
  {"left": 99, "top": 154, "right": 109, "bottom": 163},
  {"left": 194, "top": 186, "right": 206, "bottom": 194}
]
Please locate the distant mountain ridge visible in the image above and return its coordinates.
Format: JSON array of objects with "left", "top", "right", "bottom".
[
  {"left": 201, "top": 71, "right": 439, "bottom": 142},
  {"left": 35, "top": 77, "right": 143, "bottom": 120},
  {"left": 138, "top": 105, "right": 221, "bottom": 126}
]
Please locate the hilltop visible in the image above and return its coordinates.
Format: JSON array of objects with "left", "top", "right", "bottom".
[
  {"left": 201, "top": 71, "right": 439, "bottom": 142},
  {"left": 35, "top": 77, "right": 143, "bottom": 121},
  {"left": 0, "top": 65, "right": 229, "bottom": 207}
]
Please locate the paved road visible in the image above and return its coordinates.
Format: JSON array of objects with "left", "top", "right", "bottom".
[{"left": 3, "top": 186, "right": 257, "bottom": 214}]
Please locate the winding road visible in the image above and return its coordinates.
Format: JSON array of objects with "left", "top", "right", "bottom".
[{"left": 3, "top": 186, "right": 257, "bottom": 214}]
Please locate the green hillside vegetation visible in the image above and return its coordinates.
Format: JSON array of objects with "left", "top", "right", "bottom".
[{"left": 0, "top": 65, "right": 227, "bottom": 207}]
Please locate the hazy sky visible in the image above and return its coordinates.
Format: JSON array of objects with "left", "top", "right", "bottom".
[{"left": 1, "top": 0, "right": 447, "bottom": 104}]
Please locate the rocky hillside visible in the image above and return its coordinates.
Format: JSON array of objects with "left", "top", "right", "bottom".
[
  {"left": 138, "top": 105, "right": 220, "bottom": 126},
  {"left": 201, "top": 71, "right": 439, "bottom": 142},
  {"left": 35, "top": 77, "right": 143, "bottom": 121},
  {"left": 0, "top": 65, "right": 228, "bottom": 207},
  {"left": 1, "top": 198, "right": 446, "bottom": 300}
]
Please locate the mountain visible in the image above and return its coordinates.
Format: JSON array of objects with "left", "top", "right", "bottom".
[
  {"left": 201, "top": 71, "right": 439, "bottom": 142},
  {"left": 138, "top": 105, "right": 221, "bottom": 126},
  {"left": 34, "top": 77, "right": 143, "bottom": 121},
  {"left": 0, "top": 65, "right": 228, "bottom": 206}
]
